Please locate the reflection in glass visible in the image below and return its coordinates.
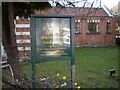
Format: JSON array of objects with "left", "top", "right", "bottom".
[{"left": 35, "top": 18, "right": 71, "bottom": 57}]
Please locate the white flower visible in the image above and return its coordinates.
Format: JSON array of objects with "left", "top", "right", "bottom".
[
  {"left": 61, "top": 82, "right": 67, "bottom": 87},
  {"left": 41, "top": 78, "right": 46, "bottom": 81}
]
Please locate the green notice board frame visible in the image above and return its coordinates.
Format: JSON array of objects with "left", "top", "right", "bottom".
[{"left": 30, "top": 15, "right": 75, "bottom": 88}]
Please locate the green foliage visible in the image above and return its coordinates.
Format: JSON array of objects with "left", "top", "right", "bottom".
[
  {"left": 111, "top": 4, "right": 118, "bottom": 15},
  {"left": 12, "top": 2, "right": 75, "bottom": 18},
  {"left": 9, "top": 2, "right": 75, "bottom": 18},
  {"left": 13, "top": 2, "right": 52, "bottom": 18}
]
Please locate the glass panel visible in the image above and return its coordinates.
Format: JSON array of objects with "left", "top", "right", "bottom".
[
  {"left": 35, "top": 18, "right": 71, "bottom": 58},
  {"left": 75, "top": 22, "right": 80, "bottom": 33},
  {"left": 88, "top": 22, "right": 99, "bottom": 33},
  {"left": 107, "top": 22, "right": 110, "bottom": 32}
]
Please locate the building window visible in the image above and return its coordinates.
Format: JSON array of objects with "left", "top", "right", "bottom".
[
  {"left": 75, "top": 20, "right": 80, "bottom": 34},
  {"left": 106, "top": 22, "right": 111, "bottom": 33},
  {"left": 88, "top": 22, "right": 99, "bottom": 33}
]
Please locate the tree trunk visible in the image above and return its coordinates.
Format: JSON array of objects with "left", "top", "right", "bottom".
[{"left": 2, "top": 2, "right": 22, "bottom": 80}]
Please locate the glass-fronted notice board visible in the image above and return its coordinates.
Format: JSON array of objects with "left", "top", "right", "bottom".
[{"left": 31, "top": 15, "right": 75, "bottom": 62}]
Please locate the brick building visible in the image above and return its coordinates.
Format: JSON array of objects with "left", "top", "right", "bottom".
[{"left": 15, "top": 6, "right": 117, "bottom": 57}]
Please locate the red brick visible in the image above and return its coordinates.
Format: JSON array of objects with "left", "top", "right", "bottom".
[
  {"left": 16, "top": 28, "right": 30, "bottom": 32},
  {"left": 19, "top": 50, "right": 31, "bottom": 57},
  {"left": 16, "top": 20, "right": 30, "bottom": 24},
  {"left": 16, "top": 35, "right": 30, "bottom": 40}
]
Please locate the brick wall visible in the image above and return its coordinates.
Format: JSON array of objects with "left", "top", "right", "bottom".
[
  {"left": 15, "top": 21, "right": 31, "bottom": 57},
  {"left": 15, "top": 7, "right": 117, "bottom": 57},
  {"left": 75, "top": 17, "right": 116, "bottom": 46}
]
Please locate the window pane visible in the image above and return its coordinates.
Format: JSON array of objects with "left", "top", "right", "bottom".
[
  {"left": 88, "top": 22, "right": 98, "bottom": 33},
  {"left": 75, "top": 22, "right": 80, "bottom": 33},
  {"left": 107, "top": 22, "right": 110, "bottom": 32}
]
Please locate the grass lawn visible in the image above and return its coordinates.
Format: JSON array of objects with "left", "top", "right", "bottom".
[
  {"left": 75, "top": 47, "right": 118, "bottom": 88},
  {"left": 21, "top": 46, "right": 118, "bottom": 88}
]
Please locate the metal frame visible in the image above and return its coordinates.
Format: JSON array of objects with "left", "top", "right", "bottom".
[{"left": 30, "top": 15, "right": 75, "bottom": 88}]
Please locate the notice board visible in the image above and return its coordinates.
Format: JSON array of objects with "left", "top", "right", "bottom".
[{"left": 30, "top": 15, "right": 75, "bottom": 63}]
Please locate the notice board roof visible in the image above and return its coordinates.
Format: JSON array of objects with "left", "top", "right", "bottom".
[{"left": 31, "top": 14, "right": 75, "bottom": 18}]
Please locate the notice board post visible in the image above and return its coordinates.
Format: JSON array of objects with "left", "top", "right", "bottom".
[{"left": 30, "top": 15, "right": 75, "bottom": 88}]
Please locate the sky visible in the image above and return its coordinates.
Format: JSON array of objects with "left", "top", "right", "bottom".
[
  {"left": 100, "top": 0, "right": 119, "bottom": 9},
  {"left": 50, "top": 0, "right": 120, "bottom": 9},
  {"left": 89, "top": 0, "right": 119, "bottom": 9}
]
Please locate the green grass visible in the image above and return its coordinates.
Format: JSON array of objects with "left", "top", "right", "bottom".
[
  {"left": 22, "top": 46, "right": 118, "bottom": 88},
  {"left": 75, "top": 47, "right": 118, "bottom": 88}
]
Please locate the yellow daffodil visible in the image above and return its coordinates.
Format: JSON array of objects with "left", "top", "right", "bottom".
[
  {"left": 56, "top": 73, "right": 60, "bottom": 77},
  {"left": 77, "top": 86, "right": 80, "bottom": 89},
  {"left": 62, "top": 76, "right": 67, "bottom": 80},
  {"left": 75, "top": 83, "right": 78, "bottom": 85}
]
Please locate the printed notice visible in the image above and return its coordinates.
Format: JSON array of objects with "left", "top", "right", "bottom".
[{"left": 35, "top": 18, "right": 71, "bottom": 57}]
